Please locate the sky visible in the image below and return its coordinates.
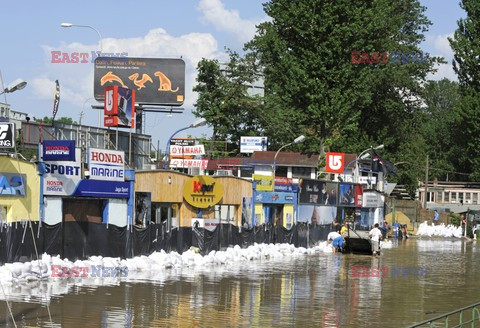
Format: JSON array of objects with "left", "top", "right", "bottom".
[{"left": 0, "top": 0, "right": 465, "bottom": 151}]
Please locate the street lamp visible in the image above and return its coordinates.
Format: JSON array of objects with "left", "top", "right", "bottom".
[
  {"left": 0, "top": 79, "right": 27, "bottom": 95},
  {"left": 163, "top": 118, "right": 208, "bottom": 169},
  {"left": 272, "top": 135, "right": 305, "bottom": 176},
  {"left": 343, "top": 144, "right": 384, "bottom": 182},
  {"left": 61, "top": 23, "right": 103, "bottom": 52}
]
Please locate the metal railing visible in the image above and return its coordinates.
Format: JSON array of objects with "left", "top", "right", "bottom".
[{"left": 409, "top": 301, "right": 480, "bottom": 327}]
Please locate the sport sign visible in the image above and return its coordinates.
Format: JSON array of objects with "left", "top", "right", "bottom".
[{"left": 42, "top": 148, "right": 82, "bottom": 196}]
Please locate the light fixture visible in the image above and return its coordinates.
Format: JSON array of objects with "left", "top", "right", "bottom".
[
  {"left": 0, "top": 79, "right": 27, "bottom": 95},
  {"left": 190, "top": 118, "right": 207, "bottom": 128},
  {"left": 60, "top": 22, "right": 103, "bottom": 52},
  {"left": 293, "top": 135, "right": 306, "bottom": 144}
]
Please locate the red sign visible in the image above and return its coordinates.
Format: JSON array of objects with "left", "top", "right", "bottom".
[
  {"left": 275, "top": 177, "right": 293, "bottom": 185},
  {"left": 355, "top": 185, "right": 363, "bottom": 206},
  {"left": 326, "top": 152, "right": 345, "bottom": 173},
  {"left": 104, "top": 86, "right": 136, "bottom": 128}
]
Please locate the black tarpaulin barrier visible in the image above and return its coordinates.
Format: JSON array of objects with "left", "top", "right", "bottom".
[
  {"left": 131, "top": 224, "right": 152, "bottom": 258},
  {"left": 195, "top": 226, "right": 220, "bottom": 255},
  {"left": 235, "top": 226, "right": 255, "bottom": 248},
  {"left": 296, "top": 223, "right": 309, "bottom": 248},
  {"left": 42, "top": 222, "right": 62, "bottom": 257},
  {"left": 275, "top": 225, "right": 295, "bottom": 244},
  {"left": 308, "top": 224, "right": 332, "bottom": 247},
  {"left": 2, "top": 222, "right": 42, "bottom": 264}
]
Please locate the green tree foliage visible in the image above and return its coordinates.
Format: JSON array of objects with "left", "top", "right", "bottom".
[
  {"left": 193, "top": 51, "right": 263, "bottom": 151},
  {"left": 449, "top": 0, "right": 480, "bottom": 180},
  {"left": 34, "top": 116, "right": 77, "bottom": 125}
]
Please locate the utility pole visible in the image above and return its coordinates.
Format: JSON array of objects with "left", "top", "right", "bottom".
[{"left": 423, "top": 155, "right": 429, "bottom": 209}]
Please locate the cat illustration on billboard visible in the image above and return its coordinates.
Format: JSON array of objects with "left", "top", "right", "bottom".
[
  {"left": 128, "top": 73, "right": 153, "bottom": 90},
  {"left": 154, "top": 71, "right": 179, "bottom": 92},
  {"left": 100, "top": 72, "right": 127, "bottom": 88}
]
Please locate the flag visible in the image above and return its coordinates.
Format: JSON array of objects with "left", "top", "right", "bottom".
[
  {"left": 52, "top": 80, "right": 60, "bottom": 120},
  {"left": 372, "top": 150, "right": 397, "bottom": 176}
]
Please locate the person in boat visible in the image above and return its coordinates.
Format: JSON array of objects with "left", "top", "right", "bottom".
[
  {"left": 368, "top": 223, "right": 383, "bottom": 256},
  {"left": 327, "top": 231, "right": 344, "bottom": 253}
]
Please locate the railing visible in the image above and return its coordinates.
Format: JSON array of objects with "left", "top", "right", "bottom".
[{"left": 409, "top": 301, "right": 480, "bottom": 327}]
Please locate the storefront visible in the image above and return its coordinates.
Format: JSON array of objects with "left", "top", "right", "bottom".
[
  {"left": 0, "top": 155, "right": 40, "bottom": 222},
  {"left": 252, "top": 175, "right": 298, "bottom": 229}
]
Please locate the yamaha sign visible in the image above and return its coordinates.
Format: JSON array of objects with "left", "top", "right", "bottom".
[{"left": 0, "top": 123, "right": 15, "bottom": 148}]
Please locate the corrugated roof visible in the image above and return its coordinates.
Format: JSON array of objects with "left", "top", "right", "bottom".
[{"left": 251, "top": 151, "right": 320, "bottom": 167}]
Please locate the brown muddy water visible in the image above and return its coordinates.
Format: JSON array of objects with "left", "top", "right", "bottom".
[{"left": 0, "top": 238, "right": 478, "bottom": 327}]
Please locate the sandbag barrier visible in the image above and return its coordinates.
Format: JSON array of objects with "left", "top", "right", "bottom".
[{"left": 0, "top": 221, "right": 334, "bottom": 264}]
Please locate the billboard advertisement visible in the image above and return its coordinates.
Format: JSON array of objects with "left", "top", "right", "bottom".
[
  {"left": 339, "top": 183, "right": 363, "bottom": 207},
  {"left": 71, "top": 180, "right": 129, "bottom": 198},
  {"left": 252, "top": 174, "right": 274, "bottom": 192},
  {"left": 94, "top": 57, "right": 185, "bottom": 106},
  {"left": 0, "top": 123, "right": 15, "bottom": 148},
  {"left": 169, "top": 145, "right": 205, "bottom": 156},
  {"left": 298, "top": 205, "right": 337, "bottom": 224},
  {"left": 240, "top": 136, "right": 268, "bottom": 153},
  {"left": 299, "top": 179, "right": 338, "bottom": 206},
  {"left": 42, "top": 148, "right": 82, "bottom": 196},
  {"left": 88, "top": 148, "right": 125, "bottom": 182},
  {"left": 170, "top": 159, "right": 209, "bottom": 169},
  {"left": 42, "top": 140, "right": 76, "bottom": 161},
  {"left": 0, "top": 173, "right": 26, "bottom": 197},
  {"left": 104, "top": 86, "right": 136, "bottom": 128}
]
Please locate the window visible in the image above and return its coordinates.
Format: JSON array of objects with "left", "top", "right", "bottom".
[
  {"left": 444, "top": 192, "right": 449, "bottom": 203},
  {"left": 276, "top": 166, "right": 288, "bottom": 177},
  {"left": 436, "top": 191, "right": 443, "bottom": 202},
  {"left": 459, "top": 192, "right": 464, "bottom": 204},
  {"left": 474, "top": 193, "right": 478, "bottom": 204},
  {"left": 292, "top": 167, "right": 311, "bottom": 179},
  {"left": 451, "top": 192, "right": 457, "bottom": 203},
  {"left": 466, "top": 193, "right": 471, "bottom": 204}
]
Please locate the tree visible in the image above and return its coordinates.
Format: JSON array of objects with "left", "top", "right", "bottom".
[
  {"left": 193, "top": 51, "right": 263, "bottom": 151},
  {"left": 448, "top": 0, "right": 480, "bottom": 180},
  {"left": 34, "top": 116, "right": 77, "bottom": 125}
]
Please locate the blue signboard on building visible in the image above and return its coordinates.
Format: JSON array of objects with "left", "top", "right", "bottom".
[
  {"left": 42, "top": 140, "right": 76, "bottom": 161},
  {"left": 0, "top": 173, "right": 26, "bottom": 197},
  {"left": 72, "top": 180, "right": 130, "bottom": 198},
  {"left": 254, "top": 191, "right": 296, "bottom": 204}
]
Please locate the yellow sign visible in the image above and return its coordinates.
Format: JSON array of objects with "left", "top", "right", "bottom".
[
  {"left": 252, "top": 174, "right": 274, "bottom": 191},
  {"left": 183, "top": 175, "right": 223, "bottom": 208}
]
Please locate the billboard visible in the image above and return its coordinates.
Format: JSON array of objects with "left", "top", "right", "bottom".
[
  {"left": 298, "top": 205, "right": 337, "bottom": 224},
  {"left": 240, "top": 136, "right": 268, "bottom": 153},
  {"left": 339, "top": 183, "right": 363, "bottom": 207},
  {"left": 252, "top": 174, "right": 274, "bottom": 192},
  {"left": 104, "top": 86, "right": 135, "bottom": 128},
  {"left": 88, "top": 148, "right": 125, "bottom": 182},
  {"left": 170, "top": 159, "right": 209, "bottom": 169},
  {"left": 42, "top": 140, "right": 76, "bottom": 161},
  {"left": 42, "top": 148, "right": 82, "bottom": 196},
  {"left": 0, "top": 123, "right": 15, "bottom": 148},
  {"left": 0, "top": 173, "right": 26, "bottom": 197},
  {"left": 299, "top": 179, "right": 338, "bottom": 206},
  {"left": 169, "top": 145, "right": 205, "bottom": 156},
  {"left": 94, "top": 57, "right": 185, "bottom": 106}
]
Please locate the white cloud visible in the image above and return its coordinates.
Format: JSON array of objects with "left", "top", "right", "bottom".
[
  {"left": 425, "top": 33, "right": 457, "bottom": 81},
  {"left": 197, "top": 0, "right": 265, "bottom": 44}
]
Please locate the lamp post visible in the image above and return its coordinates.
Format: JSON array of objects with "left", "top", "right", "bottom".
[
  {"left": 163, "top": 118, "right": 208, "bottom": 169},
  {"left": 0, "top": 78, "right": 27, "bottom": 96},
  {"left": 343, "top": 144, "right": 384, "bottom": 182},
  {"left": 61, "top": 23, "right": 103, "bottom": 52},
  {"left": 272, "top": 135, "right": 305, "bottom": 176}
]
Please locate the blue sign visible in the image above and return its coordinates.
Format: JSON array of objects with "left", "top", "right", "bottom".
[
  {"left": 254, "top": 191, "right": 295, "bottom": 204},
  {"left": 274, "top": 184, "right": 298, "bottom": 193},
  {"left": 42, "top": 140, "right": 76, "bottom": 161},
  {"left": 72, "top": 180, "right": 130, "bottom": 198},
  {"left": 0, "top": 173, "right": 26, "bottom": 197}
]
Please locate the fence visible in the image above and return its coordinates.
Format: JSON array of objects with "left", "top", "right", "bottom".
[{"left": 409, "top": 301, "right": 480, "bottom": 327}]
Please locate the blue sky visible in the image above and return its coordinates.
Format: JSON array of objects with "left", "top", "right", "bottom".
[{"left": 0, "top": 0, "right": 465, "bottom": 150}]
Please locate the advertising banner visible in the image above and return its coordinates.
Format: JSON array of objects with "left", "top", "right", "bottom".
[
  {"left": 358, "top": 176, "right": 377, "bottom": 185},
  {"left": 240, "top": 136, "right": 268, "bottom": 153},
  {"left": 170, "top": 138, "right": 195, "bottom": 146},
  {"left": 274, "top": 176, "right": 297, "bottom": 192},
  {"left": 298, "top": 205, "right": 337, "bottom": 224},
  {"left": 0, "top": 173, "right": 26, "bottom": 197},
  {"left": 88, "top": 148, "right": 125, "bottom": 182},
  {"left": 52, "top": 80, "right": 60, "bottom": 120},
  {"left": 169, "top": 145, "right": 205, "bottom": 156},
  {"left": 299, "top": 179, "right": 338, "bottom": 206},
  {"left": 326, "top": 152, "right": 345, "bottom": 173},
  {"left": 42, "top": 140, "right": 76, "bottom": 161},
  {"left": 0, "top": 123, "right": 15, "bottom": 148},
  {"left": 339, "top": 183, "right": 363, "bottom": 207},
  {"left": 42, "top": 148, "right": 82, "bottom": 196},
  {"left": 170, "top": 159, "right": 209, "bottom": 169},
  {"left": 254, "top": 191, "right": 295, "bottom": 204},
  {"left": 71, "top": 180, "right": 130, "bottom": 198},
  {"left": 94, "top": 57, "right": 185, "bottom": 106},
  {"left": 104, "top": 86, "right": 136, "bottom": 128},
  {"left": 363, "top": 191, "right": 383, "bottom": 208},
  {"left": 183, "top": 175, "right": 223, "bottom": 208},
  {"left": 252, "top": 174, "right": 274, "bottom": 192}
]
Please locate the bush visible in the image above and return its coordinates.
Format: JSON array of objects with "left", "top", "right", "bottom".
[{"left": 450, "top": 214, "right": 461, "bottom": 226}]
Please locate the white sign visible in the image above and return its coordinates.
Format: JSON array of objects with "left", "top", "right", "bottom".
[
  {"left": 42, "top": 148, "right": 82, "bottom": 196},
  {"left": 169, "top": 145, "right": 205, "bottom": 156},
  {"left": 88, "top": 148, "right": 125, "bottom": 181},
  {"left": 240, "top": 136, "right": 268, "bottom": 153},
  {"left": 363, "top": 191, "right": 382, "bottom": 208},
  {"left": 0, "top": 123, "right": 15, "bottom": 148},
  {"left": 170, "top": 159, "right": 209, "bottom": 169},
  {"left": 191, "top": 218, "right": 219, "bottom": 231},
  {"left": 358, "top": 176, "right": 377, "bottom": 185}
]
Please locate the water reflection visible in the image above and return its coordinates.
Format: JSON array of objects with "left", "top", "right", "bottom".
[{"left": 0, "top": 239, "right": 479, "bottom": 327}]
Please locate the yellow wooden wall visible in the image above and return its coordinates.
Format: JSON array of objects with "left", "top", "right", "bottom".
[{"left": 0, "top": 156, "right": 40, "bottom": 222}]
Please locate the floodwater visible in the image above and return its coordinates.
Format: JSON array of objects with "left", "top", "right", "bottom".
[{"left": 0, "top": 238, "right": 479, "bottom": 327}]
